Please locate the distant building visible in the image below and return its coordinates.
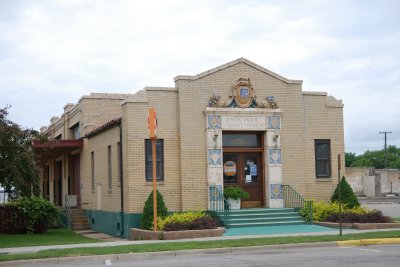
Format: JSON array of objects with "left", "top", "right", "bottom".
[
  {"left": 346, "top": 167, "right": 400, "bottom": 197},
  {"left": 34, "top": 58, "right": 345, "bottom": 238}
]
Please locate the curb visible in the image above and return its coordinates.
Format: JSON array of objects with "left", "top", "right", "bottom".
[{"left": 337, "top": 238, "right": 400, "bottom": 247}]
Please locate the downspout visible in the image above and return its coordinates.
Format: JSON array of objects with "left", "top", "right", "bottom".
[{"left": 119, "top": 120, "right": 124, "bottom": 238}]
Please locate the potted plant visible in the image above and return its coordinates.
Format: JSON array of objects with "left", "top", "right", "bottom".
[{"left": 223, "top": 186, "right": 249, "bottom": 209}]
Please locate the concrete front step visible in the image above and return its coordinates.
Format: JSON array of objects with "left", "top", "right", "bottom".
[
  {"left": 230, "top": 216, "right": 304, "bottom": 224},
  {"left": 68, "top": 208, "right": 90, "bottom": 231},
  {"left": 216, "top": 208, "right": 307, "bottom": 228},
  {"left": 229, "top": 212, "right": 300, "bottom": 219},
  {"left": 230, "top": 220, "right": 306, "bottom": 228}
]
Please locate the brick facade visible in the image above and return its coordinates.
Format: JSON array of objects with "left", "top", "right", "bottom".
[{"left": 36, "top": 58, "right": 344, "bottom": 236}]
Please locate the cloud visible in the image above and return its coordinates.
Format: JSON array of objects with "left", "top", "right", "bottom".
[{"left": 0, "top": 0, "right": 399, "bottom": 154}]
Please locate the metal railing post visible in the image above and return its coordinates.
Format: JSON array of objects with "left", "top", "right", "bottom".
[
  {"left": 209, "top": 186, "right": 231, "bottom": 228},
  {"left": 283, "top": 185, "right": 313, "bottom": 224},
  {"left": 64, "top": 195, "right": 72, "bottom": 229}
]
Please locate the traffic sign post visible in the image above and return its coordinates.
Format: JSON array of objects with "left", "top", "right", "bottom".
[{"left": 148, "top": 108, "right": 158, "bottom": 231}]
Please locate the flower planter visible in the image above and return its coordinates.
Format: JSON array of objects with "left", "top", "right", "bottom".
[
  {"left": 129, "top": 227, "right": 225, "bottom": 240},
  {"left": 227, "top": 198, "right": 241, "bottom": 209},
  {"left": 315, "top": 221, "right": 400, "bottom": 230}
]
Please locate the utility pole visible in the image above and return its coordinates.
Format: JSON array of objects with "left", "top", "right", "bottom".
[{"left": 379, "top": 131, "right": 392, "bottom": 169}]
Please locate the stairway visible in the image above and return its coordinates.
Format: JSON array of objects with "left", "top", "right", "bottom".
[
  {"left": 217, "top": 208, "right": 306, "bottom": 228},
  {"left": 70, "top": 208, "right": 90, "bottom": 231}
]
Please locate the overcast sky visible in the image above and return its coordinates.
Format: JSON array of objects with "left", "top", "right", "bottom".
[{"left": 0, "top": 0, "right": 399, "bottom": 155}]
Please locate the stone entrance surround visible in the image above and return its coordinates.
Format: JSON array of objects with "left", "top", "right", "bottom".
[{"left": 205, "top": 107, "right": 283, "bottom": 208}]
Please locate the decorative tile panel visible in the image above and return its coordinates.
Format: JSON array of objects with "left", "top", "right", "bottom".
[
  {"left": 268, "top": 148, "right": 282, "bottom": 164},
  {"left": 208, "top": 167, "right": 223, "bottom": 185},
  {"left": 270, "top": 184, "right": 283, "bottom": 199},
  {"left": 207, "top": 115, "right": 221, "bottom": 129},
  {"left": 208, "top": 149, "right": 222, "bottom": 166},
  {"left": 268, "top": 116, "right": 281, "bottom": 129},
  {"left": 209, "top": 185, "right": 223, "bottom": 201},
  {"left": 206, "top": 130, "right": 222, "bottom": 148}
]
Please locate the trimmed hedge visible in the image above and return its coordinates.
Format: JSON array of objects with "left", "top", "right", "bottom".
[
  {"left": 158, "top": 211, "right": 218, "bottom": 231},
  {"left": 163, "top": 216, "right": 218, "bottom": 231},
  {"left": 1, "top": 197, "right": 60, "bottom": 234},
  {"left": 299, "top": 201, "right": 368, "bottom": 222},
  {"left": 324, "top": 210, "right": 393, "bottom": 223}
]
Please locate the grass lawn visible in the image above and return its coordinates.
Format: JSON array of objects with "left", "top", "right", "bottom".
[
  {"left": 1, "top": 230, "right": 400, "bottom": 262},
  {"left": 393, "top": 217, "right": 400, "bottom": 222},
  {"left": 0, "top": 228, "right": 100, "bottom": 248}
]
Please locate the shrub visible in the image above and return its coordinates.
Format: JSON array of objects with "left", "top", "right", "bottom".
[
  {"left": 158, "top": 211, "right": 205, "bottom": 230},
  {"left": 9, "top": 196, "right": 60, "bottom": 233},
  {"left": 299, "top": 201, "right": 368, "bottom": 222},
  {"left": 205, "top": 210, "right": 224, "bottom": 227},
  {"left": 223, "top": 187, "right": 249, "bottom": 200},
  {"left": 140, "top": 190, "right": 168, "bottom": 230},
  {"left": 324, "top": 210, "right": 393, "bottom": 223},
  {"left": 331, "top": 176, "right": 360, "bottom": 208},
  {"left": 159, "top": 211, "right": 218, "bottom": 231}
]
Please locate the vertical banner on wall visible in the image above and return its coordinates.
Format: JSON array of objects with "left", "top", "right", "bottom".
[{"left": 148, "top": 108, "right": 158, "bottom": 231}]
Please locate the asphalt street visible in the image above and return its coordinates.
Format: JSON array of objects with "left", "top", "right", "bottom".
[{"left": 4, "top": 243, "right": 400, "bottom": 267}]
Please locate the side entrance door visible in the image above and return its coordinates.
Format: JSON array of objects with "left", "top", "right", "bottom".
[{"left": 223, "top": 152, "right": 264, "bottom": 207}]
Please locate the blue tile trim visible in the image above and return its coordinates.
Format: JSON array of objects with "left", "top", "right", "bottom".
[
  {"left": 207, "top": 115, "right": 221, "bottom": 129},
  {"left": 268, "top": 115, "right": 281, "bottom": 129},
  {"left": 268, "top": 148, "right": 282, "bottom": 164},
  {"left": 208, "top": 149, "right": 222, "bottom": 166},
  {"left": 270, "top": 184, "right": 283, "bottom": 199}
]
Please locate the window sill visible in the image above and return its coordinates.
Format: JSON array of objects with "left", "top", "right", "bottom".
[
  {"left": 315, "top": 177, "right": 332, "bottom": 182},
  {"left": 146, "top": 181, "right": 165, "bottom": 186}
]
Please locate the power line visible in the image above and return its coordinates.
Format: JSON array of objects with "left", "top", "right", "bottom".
[{"left": 379, "top": 131, "right": 392, "bottom": 169}]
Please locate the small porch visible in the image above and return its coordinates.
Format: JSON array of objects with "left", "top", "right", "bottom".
[{"left": 33, "top": 140, "right": 83, "bottom": 207}]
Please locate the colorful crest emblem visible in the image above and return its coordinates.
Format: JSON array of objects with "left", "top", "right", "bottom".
[{"left": 234, "top": 78, "right": 254, "bottom": 108}]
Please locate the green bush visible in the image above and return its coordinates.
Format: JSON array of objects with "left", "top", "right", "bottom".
[
  {"left": 157, "top": 211, "right": 218, "bottom": 231},
  {"left": 9, "top": 196, "right": 60, "bottom": 233},
  {"left": 158, "top": 211, "right": 205, "bottom": 230},
  {"left": 163, "top": 216, "right": 218, "bottom": 231},
  {"left": 331, "top": 176, "right": 360, "bottom": 208},
  {"left": 324, "top": 210, "right": 393, "bottom": 223},
  {"left": 223, "top": 187, "right": 249, "bottom": 200},
  {"left": 140, "top": 190, "right": 168, "bottom": 230},
  {"left": 299, "top": 201, "right": 368, "bottom": 222}
]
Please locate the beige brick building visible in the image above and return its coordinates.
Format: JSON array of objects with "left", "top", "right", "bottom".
[{"left": 35, "top": 58, "right": 344, "bottom": 237}]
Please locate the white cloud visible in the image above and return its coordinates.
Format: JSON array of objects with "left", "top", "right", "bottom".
[{"left": 0, "top": 0, "right": 399, "bottom": 154}]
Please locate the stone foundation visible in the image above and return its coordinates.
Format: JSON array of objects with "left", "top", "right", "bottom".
[{"left": 129, "top": 227, "right": 225, "bottom": 240}]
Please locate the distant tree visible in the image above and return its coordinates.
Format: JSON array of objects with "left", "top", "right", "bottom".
[
  {"left": 345, "top": 152, "right": 357, "bottom": 167},
  {"left": 331, "top": 176, "right": 360, "bottom": 208},
  {"left": 0, "top": 106, "right": 41, "bottom": 198},
  {"left": 347, "top": 146, "right": 400, "bottom": 169}
]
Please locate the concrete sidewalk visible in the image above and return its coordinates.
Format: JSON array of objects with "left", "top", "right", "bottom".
[{"left": 1, "top": 227, "right": 400, "bottom": 255}]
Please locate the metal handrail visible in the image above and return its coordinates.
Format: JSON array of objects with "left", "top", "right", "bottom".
[
  {"left": 209, "top": 186, "right": 231, "bottom": 228},
  {"left": 282, "top": 185, "right": 313, "bottom": 224},
  {"left": 64, "top": 195, "right": 72, "bottom": 229}
]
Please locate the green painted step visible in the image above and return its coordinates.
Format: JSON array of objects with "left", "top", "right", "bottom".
[
  {"left": 230, "top": 221, "right": 306, "bottom": 228},
  {"left": 216, "top": 208, "right": 307, "bottom": 228}
]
